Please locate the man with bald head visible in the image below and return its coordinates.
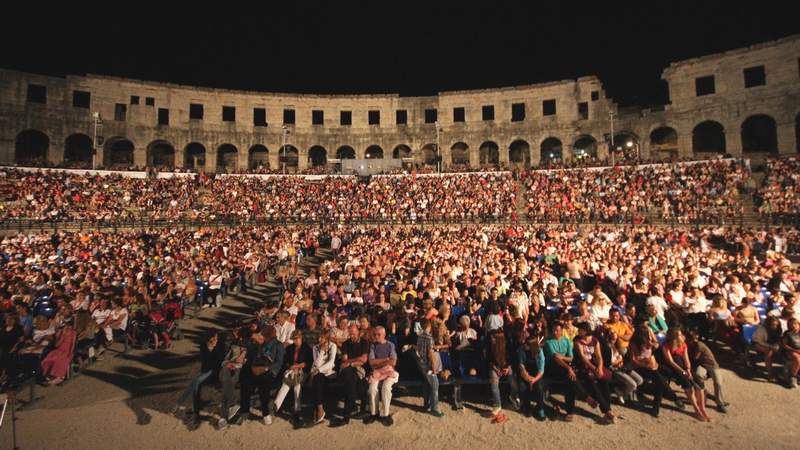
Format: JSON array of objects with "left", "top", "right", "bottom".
[{"left": 364, "top": 326, "right": 399, "bottom": 426}]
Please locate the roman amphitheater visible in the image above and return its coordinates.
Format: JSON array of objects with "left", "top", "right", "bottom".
[{"left": 1, "top": 35, "right": 798, "bottom": 173}]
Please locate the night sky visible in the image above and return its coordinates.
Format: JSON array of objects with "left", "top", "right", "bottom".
[{"left": 1, "top": 2, "right": 796, "bottom": 106}]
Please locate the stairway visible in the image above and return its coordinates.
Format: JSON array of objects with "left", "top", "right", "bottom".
[{"left": 515, "top": 178, "right": 528, "bottom": 219}]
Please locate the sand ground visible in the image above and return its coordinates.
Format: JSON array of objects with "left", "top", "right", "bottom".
[{"left": 1, "top": 260, "right": 799, "bottom": 449}]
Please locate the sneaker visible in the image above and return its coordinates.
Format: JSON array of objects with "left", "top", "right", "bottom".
[
  {"left": 717, "top": 403, "right": 728, "bottom": 413},
  {"left": 674, "top": 397, "right": 686, "bottom": 410},
  {"left": 229, "top": 413, "right": 246, "bottom": 426},
  {"left": 330, "top": 417, "right": 350, "bottom": 427},
  {"left": 186, "top": 415, "right": 201, "bottom": 431},
  {"left": 264, "top": 414, "right": 273, "bottom": 425},
  {"left": 379, "top": 415, "right": 394, "bottom": 426},
  {"left": 508, "top": 395, "right": 521, "bottom": 411},
  {"left": 363, "top": 414, "right": 379, "bottom": 425},
  {"left": 430, "top": 409, "right": 444, "bottom": 418},
  {"left": 227, "top": 405, "right": 240, "bottom": 421},
  {"left": 216, "top": 418, "right": 228, "bottom": 430},
  {"left": 535, "top": 408, "right": 546, "bottom": 421},
  {"left": 790, "top": 377, "right": 798, "bottom": 389}
]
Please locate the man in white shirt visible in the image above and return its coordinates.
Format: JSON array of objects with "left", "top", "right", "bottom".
[{"left": 646, "top": 286, "right": 669, "bottom": 319}]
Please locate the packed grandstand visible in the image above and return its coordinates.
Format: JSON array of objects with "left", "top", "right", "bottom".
[{"left": 0, "top": 149, "right": 799, "bottom": 433}]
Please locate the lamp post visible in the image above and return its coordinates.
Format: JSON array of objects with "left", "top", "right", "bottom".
[
  {"left": 609, "top": 110, "right": 615, "bottom": 166},
  {"left": 281, "top": 125, "right": 289, "bottom": 174},
  {"left": 435, "top": 121, "right": 442, "bottom": 173},
  {"left": 92, "top": 112, "right": 101, "bottom": 170}
]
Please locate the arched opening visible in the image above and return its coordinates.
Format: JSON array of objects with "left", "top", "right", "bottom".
[
  {"left": 421, "top": 143, "right": 438, "bottom": 166},
  {"left": 692, "top": 121, "right": 726, "bottom": 153},
  {"left": 279, "top": 145, "right": 299, "bottom": 173},
  {"left": 450, "top": 142, "right": 469, "bottom": 166},
  {"left": 649, "top": 127, "right": 678, "bottom": 159},
  {"left": 509, "top": 140, "right": 531, "bottom": 167},
  {"left": 365, "top": 145, "right": 384, "bottom": 159},
  {"left": 248, "top": 145, "right": 269, "bottom": 170},
  {"left": 64, "top": 133, "right": 93, "bottom": 167},
  {"left": 479, "top": 141, "right": 499, "bottom": 166},
  {"left": 572, "top": 135, "right": 598, "bottom": 160},
  {"left": 216, "top": 144, "right": 238, "bottom": 173},
  {"left": 308, "top": 145, "right": 327, "bottom": 167},
  {"left": 104, "top": 138, "right": 134, "bottom": 167},
  {"left": 392, "top": 145, "right": 412, "bottom": 159},
  {"left": 147, "top": 140, "right": 175, "bottom": 169},
  {"left": 741, "top": 114, "right": 778, "bottom": 153},
  {"left": 336, "top": 146, "right": 356, "bottom": 159},
  {"left": 610, "top": 132, "right": 640, "bottom": 160},
  {"left": 184, "top": 143, "right": 206, "bottom": 171},
  {"left": 540, "top": 137, "right": 563, "bottom": 164},
  {"left": 796, "top": 113, "right": 800, "bottom": 153},
  {"left": 14, "top": 130, "right": 49, "bottom": 165}
]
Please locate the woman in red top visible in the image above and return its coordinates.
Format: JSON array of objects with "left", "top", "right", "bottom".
[{"left": 661, "top": 328, "right": 710, "bottom": 421}]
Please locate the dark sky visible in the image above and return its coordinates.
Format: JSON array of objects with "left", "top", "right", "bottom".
[{"left": 1, "top": 2, "right": 796, "bottom": 106}]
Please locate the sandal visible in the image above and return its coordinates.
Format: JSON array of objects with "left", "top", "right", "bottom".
[{"left": 491, "top": 412, "right": 508, "bottom": 424}]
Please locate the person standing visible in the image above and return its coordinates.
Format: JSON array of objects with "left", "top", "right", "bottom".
[{"left": 415, "top": 319, "right": 444, "bottom": 417}]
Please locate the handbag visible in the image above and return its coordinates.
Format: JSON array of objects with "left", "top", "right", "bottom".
[{"left": 284, "top": 369, "right": 306, "bottom": 387}]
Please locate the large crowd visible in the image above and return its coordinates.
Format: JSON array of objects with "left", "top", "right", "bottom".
[
  {"left": 4, "top": 222, "right": 799, "bottom": 430},
  {"left": 2, "top": 157, "right": 783, "bottom": 227},
  {"left": 522, "top": 159, "right": 752, "bottom": 224},
  {"left": 755, "top": 156, "right": 800, "bottom": 225}
]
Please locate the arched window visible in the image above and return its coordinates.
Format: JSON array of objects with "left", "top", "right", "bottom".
[{"left": 14, "top": 130, "right": 49, "bottom": 165}]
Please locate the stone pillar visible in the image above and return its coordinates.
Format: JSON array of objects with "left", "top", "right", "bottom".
[
  {"left": 597, "top": 142, "right": 610, "bottom": 161},
  {"left": 134, "top": 146, "right": 147, "bottom": 168},
  {"left": 298, "top": 149, "right": 308, "bottom": 171},
  {"left": 206, "top": 149, "right": 218, "bottom": 173},
  {"left": 724, "top": 128, "right": 742, "bottom": 156},
  {"left": 440, "top": 145, "right": 451, "bottom": 168},
  {"left": 238, "top": 147, "right": 249, "bottom": 170},
  {"left": 269, "top": 148, "right": 280, "bottom": 171},
  {"left": 174, "top": 147, "right": 186, "bottom": 169},
  {"left": 777, "top": 120, "right": 797, "bottom": 155},
  {"left": 499, "top": 143, "right": 510, "bottom": 165},
  {"left": 50, "top": 131, "right": 65, "bottom": 166},
  {"left": 676, "top": 130, "right": 693, "bottom": 158},
  {"left": 0, "top": 131, "right": 15, "bottom": 164},
  {"left": 639, "top": 139, "right": 651, "bottom": 160},
  {"left": 469, "top": 146, "right": 479, "bottom": 168}
]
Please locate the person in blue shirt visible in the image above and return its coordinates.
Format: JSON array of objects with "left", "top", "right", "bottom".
[
  {"left": 543, "top": 321, "right": 581, "bottom": 421},
  {"left": 517, "top": 335, "right": 546, "bottom": 420}
]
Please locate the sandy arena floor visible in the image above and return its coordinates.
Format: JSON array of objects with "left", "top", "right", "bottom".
[{"left": 2, "top": 271, "right": 799, "bottom": 449}]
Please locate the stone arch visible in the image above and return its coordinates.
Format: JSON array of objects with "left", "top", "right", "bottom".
[
  {"left": 336, "top": 146, "right": 356, "bottom": 159},
  {"left": 308, "top": 145, "right": 327, "bottom": 167},
  {"left": 279, "top": 145, "right": 299, "bottom": 173},
  {"left": 184, "top": 143, "right": 207, "bottom": 171},
  {"left": 64, "top": 133, "right": 93, "bottom": 166},
  {"left": 741, "top": 114, "right": 778, "bottom": 153},
  {"left": 649, "top": 126, "right": 678, "bottom": 158},
  {"left": 509, "top": 140, "right": 531, "bottom": 167},
  {"left": 572, "top": 135, "right": 598, "bottom": 159},
  {"left": 216, "top": 144, "right": 238, "bottom": 173},
  {"left": 450, "top": 142, "right": 469, "bottom": 165},
  {"left": 479, "top": 141, "right": 500, "bottom": 166},
  {"left": 365, "top": 145, "right": 384, "bottom": 159},
  {"left": 540, "top": 137, "right": 563, "bottom": 164},
  {"left": 392, "top": 144, "right": 412, "bottom": 159},
  {"left": 147, "top": 140, "right": 176, "bottom": 168},
  {"left": 14, "top": 129, "right": 49, "bottom": 165},
  {"left": 421, "top": 143, "right": 438, "bottom": 166},
  {"left": 796, "top": 112, "right": 800, "bottom": 153},
  {"left": 692, "top": 121, "right": 726, "bottom": 153},
  {"left": 104, "top": 137, "right": 134, "bottom": 167},
  {"left": 610, "top": 131, "right": 639, "bottom": 158},
  {"left": 248, "top": 145, "right": 269, "bottom": 170}
]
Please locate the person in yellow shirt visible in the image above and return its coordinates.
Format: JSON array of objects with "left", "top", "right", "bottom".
[{"left": 604, "top": 309, "right": 634, "bottom": 352}]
